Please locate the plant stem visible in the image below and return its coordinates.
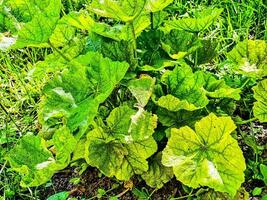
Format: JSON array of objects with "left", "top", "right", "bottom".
[
  {"left": 236, "top": 117, "right": 257, "bottom": 125},
  {"left": 0, "top": 102, "right": 22, "bottom": 135},
  {"left": 240, "top": 78, "right": 251, "bottom": 89},
  {"left": 129, "top": 22, "right": 138, "bottom": 70},
  {"left": 150, "top": 12, "right": 154, "bottom": 29}
]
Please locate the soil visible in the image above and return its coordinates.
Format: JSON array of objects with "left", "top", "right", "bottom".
[{"left": 41, "top": 167, "right": 182, "bottom": 200}]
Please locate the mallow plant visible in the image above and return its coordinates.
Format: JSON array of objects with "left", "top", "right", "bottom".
[{"left": 1, "top": 0, "right": 267, "bottom": 198}]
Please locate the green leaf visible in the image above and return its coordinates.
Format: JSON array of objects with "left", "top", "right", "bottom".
[
  {"left": 66, "top": 11, "right": 150, "bottom": 41},
  {"left": 85, "top": 105, "right": 158, "bottom": 180},
  {"left": 260, "top": 164, "right": 267, "bottom": 185},
  {"left": 141, "top": 153, "right": 173, "bottom": 188},
  {"left": 196, "top": 188, "right": 249, "bottom": 200},
  {"left": 30, "top": 38, "right": 85, "bottom": 79},
  {"left": 158, "top": 94, "right": 199, "bottom": 112},
  {"left": 7, "top": 127, "right": 78, "bottom": 187},
  {"left": 196, "top": 71, "right": 241, "bottom": 100},
  {"left": 49, "top": 16, "right": 76, "bottom": 47},
  {"left": 115, "top": 137, "right": 157, "bottom": 180},
  {"left": 162, "top": 113, "right": 246, "bottom": 196},
  {"left": 0, "top": 4, "right": 18, "bottom": 33},
  {"left": 194, "top": 40, "right": 218, "bottom": 65},
  {"left": 72, "top": 138, "right": 87, "bottom": 161},
  {"left": 128, "top": 75, "right": 155, "bottom": 107},
  {"left": 227, "top": 40, "right": 267, "bottom": 78},
  {"left": 252, "top": 187, "right": 262, "bottom": 196},
  {"left": 39, "top": 51, "right": 129, "bottom": 134},
  {"left": 12, "top": 0, "right": 61, "bottom": 48},
  {"left": 85, "top": 127, "right": 127, "bottom": 177},
  {"left": 252, "top": 79, "right": 267, "bottom": 122},
  {"left": 6, "top": 0, "right": 53, "bottom": 22},
  {"left": 158, "top": 64, "right": 208, "bottom": 111},
  {"left": 161, "top": 30, "right": 201, "bottom": 59},
  {"left": 47, "top": 191, "right": 69, "bottom": 200},
  {"left": 88, "top": 0, "right": 147, "bottom": 22},
  {"left": 157, "top": 108, "right": 203, "bottom": 127},
  {"left": 163, "top": 8, "right": 223, "bottom": 33},
  {"left": 107, "top": 105, "right": 136, "bottom": 137},
  {"left": 145, "top": 0, "right": 173, "bottom": 12},
  {"left": 52, "top": 126, "right": 77, "bottom": 165},
  {"left": 7, "top": 134, "right": 58, "bottom": 187}
]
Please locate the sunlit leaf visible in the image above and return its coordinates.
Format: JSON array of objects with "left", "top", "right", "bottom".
[
  {"left": 12, "top": 0, "right": 61, "bottom": 48},
  {"left": 161, "top": 30, "right": 201, "bottom": 59},
  {"left": 196, "top": 71, "right": 241, "bottom": 100},
  {"left": 141, "top": 153, "right": 173, "bottom": 188},
  {"left": 227, "top": 40, "right": 267, "bottom": 78},
  {"left": 39, "top": 51, "right": 129, "bottom": 135},
  {"left": 158, "top": 64, "right": 208, "bottom": 111},
  {"left": 128, "top": 75, "right": 155, "bottom": 107},
  {"left": 252, "top": 79, "right": 267, "bottom": 122},
  {"left": 7, "top": 134, "right": 58, "bottom": 187},
  {"left": 65, "top": 11, "right": 150, "bottom": 41},
  {"left": 162, "top": 113, "right": 246, "bottom": 196},
  {"left": 85, "top": 105, "right": 158, "bottom": 180},
  {"left": 88, "top": 0, "right": 147, "bottom": 22},
  {"left": 163, "top": 8, "right": 223, "bottom": 33},
  {"left": 145, "top": 0, "right": 173, "bottom": 12}
]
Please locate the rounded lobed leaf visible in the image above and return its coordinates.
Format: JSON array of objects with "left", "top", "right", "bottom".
[{"left": 162, "top": 113, "right": 246, "bottom": 197}]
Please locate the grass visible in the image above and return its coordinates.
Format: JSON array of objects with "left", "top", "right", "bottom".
[{"left": 0, "top": 0, "right": 266, "bottom": 199}]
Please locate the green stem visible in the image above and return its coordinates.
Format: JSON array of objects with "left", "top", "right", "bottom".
[
  {"left": 150, "top": 12, "right": 154, "bottom": 29},
  {"left": 129, "top": 22, "right": 138, "bottom": 70},
  {"left": 171, "top": 193, "right": 196, "bottom": 199},
  {"left": 0, "top": 102, "right": 22, "bottom": 135},
  {"left": 236, "top": 117, "right": 257, "bottom": 125},
  {"left": 240, "top": 78, "right": 251, "bottom": 89}
]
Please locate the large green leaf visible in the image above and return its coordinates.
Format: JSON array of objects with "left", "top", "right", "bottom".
[
  {"left": 12, "top": 0, "right": 61, "bottom": 48},
  {"left": 88, "top": 0, "right": 147, "bottom": 22},
  {"left": 162, "top": 113, "right": 245, "bottom": 196},
  {"left": 6, "top": 0, "right": 53, "bottom": 22},
  {"left": 163, "top": 8, "right": 223, "bottom": 33},
  {"left": 227, "top": 40, "right": 267, "bottom": 78},
  {"left": 85, "top": 33, "right": 133, "bottom": 63},
  {"left": 88, "top": 0, "right": 171, "bottom": 22},
  {"left": 39, "top": 51, "right": 129, "bottom": 135},
  {"left": 158, "top": 64, "right": 208, "bottom": 111},
  {"left": 157, "top": 108, "right": 203, "bottom": 127},
  {"left": 85, "top": 105, "right": 158, "bottom": 180},
  {"left": 65, "top": 11, "right": 150, "bottom": 41},
  {"left": 145, "top": 0, "right": 173, "bottom": 12},
  {"left": 52, "top": 126, "right": 77, "bottom": 165},
  {"left": 49, "top": 16, "right": 76, "bottom": 47},
  {"left": 106, "top": 105, "right": 136, "bottom": 137},
  {"left": 196, "top": 71, "right": 241, "bottom": 100},
  {"left": 161, "top": 30, "right": 202, "bottom": 59},
  {"left": 30, "top": 38, "right": 85, "bottom": 78},
  {"left": 7, "top": 126, "right": 77, "bottom": 187},
  {"left": 196, "top": 188, "right": 249, "bottom": 200},
  {"left": 7, "top": 134, "right": 58, "bottom": 187},
  {"left": 85, "top": 127, "right": 127, "bottom": 177},
  {"left": 141, "top": 153, "right": 173, "bottom": 188},
  {"left": 128, "top": 75, "right": 155, "bottom": 107},
  {"left": 252, "top": 79, "right": 267, "bottom": 122}
]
